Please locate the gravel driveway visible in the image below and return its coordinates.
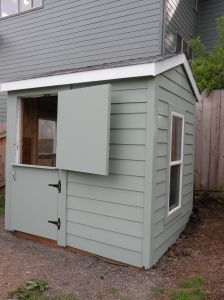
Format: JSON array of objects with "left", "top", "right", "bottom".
[
  {"left": 0, "top": 215, "right": 163, "bottom": 300},
  {"left": 0, "top": 192, "right": 224, "bottom": 300}
]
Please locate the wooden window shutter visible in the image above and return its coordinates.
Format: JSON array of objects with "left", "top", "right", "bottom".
[{"left": 56, "top": 84, "right": 111, "bottom": 175}]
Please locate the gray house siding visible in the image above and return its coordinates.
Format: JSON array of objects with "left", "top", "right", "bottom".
[
  {"left": 150, "top": 65, "right": 196, "bottom": 265},
  {"left": 0, "top": 0, "right": 164, "bottom": 122},
  {"left": 199, "top": 0, "right": 224, "bottom": 51},
  {"left": 65, "top": 79, "right": 149, "bottom": 267},
  {"left": 164, "top": 0, "right": 199, "bottom": 53}
]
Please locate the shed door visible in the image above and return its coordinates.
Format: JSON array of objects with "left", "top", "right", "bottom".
[
  {"left": 56, "top": 85, "right": 111, "bottom": 175},
  {"left": 11, "top": 165, "right": 59, "bottom": 241}
]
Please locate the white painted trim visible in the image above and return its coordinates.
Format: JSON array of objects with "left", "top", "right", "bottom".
[
  {"left": 168, "top": 112, "right": 184, "bottom": 216},
  {"left": 0, "top": 54, "right": 200, "bottom": 100}
]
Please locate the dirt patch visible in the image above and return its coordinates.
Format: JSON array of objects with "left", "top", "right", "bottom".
[{"left": 0, "top": 192, "right": 224, "bottom": 299}]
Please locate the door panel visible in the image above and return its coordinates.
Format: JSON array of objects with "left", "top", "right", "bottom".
[
  {"left": 56, "top": 85, "right": 111, "bottom": 175},
  {"left": 11, "top": 165, "right": 58, "bottom": 241}
]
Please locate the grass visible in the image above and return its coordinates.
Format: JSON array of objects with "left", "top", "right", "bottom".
[
  {"left": 110, "top": 287, "right": 117, "bottom": 295},
  {"left": 172, "top": 288, "right": 208, "bottom": 300},
  {"left": 178, "top": 277, "right": 207, "bottom": 289},
  {"left": 152, "top": 277, "right": 208, "bottom": 300},
  {"left": 0, "top": 191, "right": 5, "bottom": 215},
  {"left": 8, "top": 279, "right": 79, "bottom": 300}
]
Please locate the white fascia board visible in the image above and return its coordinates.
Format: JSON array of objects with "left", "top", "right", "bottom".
[
  {"left": 154, "top": 54, "right": 201, "bottom": 101},
  {"left": 0, "top": 54, "right": 200, "bottom": 100},
  {"left": 0, "top": 63, "right": 155, "bottom": 92}
]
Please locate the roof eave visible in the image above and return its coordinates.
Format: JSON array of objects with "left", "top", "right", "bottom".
[{"left": 0, "top": 54, "right": 200, "bottom": 101}]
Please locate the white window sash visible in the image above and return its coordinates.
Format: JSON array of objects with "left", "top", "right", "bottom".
[{"left": 168, "top": 112, "right": 184, "bottom": 215}]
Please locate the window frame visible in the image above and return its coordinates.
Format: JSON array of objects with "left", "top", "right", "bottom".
[
  {"left": 168, "top": 111, "right": 184, "bottom": 216},
  {"left": 175, "top": 32, "right": 193, "bottom": 60},
  {"left": 0, "top": 0, "right": 43, "bottom": 18}
]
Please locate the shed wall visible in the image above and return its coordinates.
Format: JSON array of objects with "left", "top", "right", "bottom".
[
  {"left": 164, "top": 0, "right": 199, "bottom": 53},
  {"left": 0, "top": 0, "right": 163, "bottom": 122},
  {"left": 151, "top": 66, "right": 196, "bottom": 265},
  {"left": 66, "top": 79, "right": 150, "bottom": 267},
  {"left": 198, "top": 0, "right": 224, "bottom": 51}
]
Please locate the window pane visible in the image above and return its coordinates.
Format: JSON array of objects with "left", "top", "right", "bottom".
[
  {"left": 38, "top": 119, "right": 56, "bottom": 167},
  {"left": 19, "top": 0, "right": 31, "bottom": 12},
  {"left": 183, "top": 40, "right": 188, "bottom": 56},
  {"left": 169, "top": 164, "right": 181, "bottom": 211},
  {"left": 176, "top": 33, "right": 182, "bottom": 52},
  {"left": 33, "top": 0, "right": 42, "bottom": 7},
  {"left": 1, "top": 0, "right": 18, "bottom": 17},
  {"left": 171, "top": 115, "right": 183, "bottom": 161}
]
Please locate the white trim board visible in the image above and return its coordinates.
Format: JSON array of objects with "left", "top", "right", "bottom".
[{"left": 0, "top": 54, "right": 200, "bottom": 100}]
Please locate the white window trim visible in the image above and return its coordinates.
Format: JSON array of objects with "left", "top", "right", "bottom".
[{"left": 168, "top": 112, "right": 184, "bottom": 216}]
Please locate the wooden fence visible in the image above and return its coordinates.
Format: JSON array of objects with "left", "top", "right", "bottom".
[{"left": 195, "top": 90, "right": 224, "bottom": 190}]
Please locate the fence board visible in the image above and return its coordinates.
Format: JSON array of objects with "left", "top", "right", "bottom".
[
  {"left": 209, "top": 91, "right": 221, "bottom": 189},
  {"left": 200, "top": 94, "right": 212, "bottom": 189},
  {"left": 194, "top": 100, "right": 202, "bottom": 189},
  {"left": 218, "top": 90, "right": 224, "bottom": 188},
  {"left": 195, "top": 90, "right": 224, "bottom": 190}
]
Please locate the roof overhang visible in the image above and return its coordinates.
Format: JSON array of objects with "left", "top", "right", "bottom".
[{"left": 0, "top": 54, "right": 200, "bottom": 100}]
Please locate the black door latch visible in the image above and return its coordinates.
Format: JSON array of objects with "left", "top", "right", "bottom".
[
  {"left": 48, "top": 180, "right": 61, "bottom": 193},
  {"left": 48, "top": 218, "right": 61, "bottom": 230}
]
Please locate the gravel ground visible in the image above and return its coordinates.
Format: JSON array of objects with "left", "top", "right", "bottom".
[
  {"left": 0, "top": 216, "right": 163, "bottom": 300},
  {"left": 0, "top": 192, "right": 224, "bottom": 300}
]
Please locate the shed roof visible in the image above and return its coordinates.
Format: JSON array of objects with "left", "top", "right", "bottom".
[{"left": 0, "top": 53, "right": 200, "bottom": 100}]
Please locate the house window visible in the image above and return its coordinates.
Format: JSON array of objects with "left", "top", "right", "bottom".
[
  {"left": 0, "top": 0, "right": 42, "bottom": 17},
  {"left": 176, "top": 33, "right": 193, "bottom": 60},
  {"left": 168, "top": 113, "right": 184, "bottom": 214}
]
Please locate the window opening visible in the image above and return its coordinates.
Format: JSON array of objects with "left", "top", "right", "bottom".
[{"left": 20, "top": 96, "right": 58, "bottom": 167}]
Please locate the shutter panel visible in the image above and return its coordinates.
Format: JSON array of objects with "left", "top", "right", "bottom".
[{"left": 56, "top": 85, "right": 111, "bottom": 175}]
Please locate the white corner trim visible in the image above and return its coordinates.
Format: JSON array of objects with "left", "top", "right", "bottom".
[{"left": 0, "top": 54, "right": 200, "bottom": 100}]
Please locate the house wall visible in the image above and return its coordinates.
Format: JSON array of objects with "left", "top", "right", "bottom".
[
  {"left": 0, "top": 0, "right": 164, "bottom": 123},
  {"left": 164, "top": 0, "right": 199, "bottom": 53},
  {"left": 198, "top": 0, "right": 224, "bottom": 51},
  {"left": 150, "top": 65, "right": 196, "bottom": 265}
]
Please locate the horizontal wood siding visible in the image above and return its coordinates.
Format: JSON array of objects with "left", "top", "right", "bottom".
[
  {"left": 0, "top": 0, "right": 163, "bottom": 122},
  {"left": 164, "top": 0, "right": 199, "bottom": 53},
  {"left": 198, "top": 0, "right": 224, "bottom": 51},
  {"left": 66, "top": 79, "right": 148, "bottom": 267},
  {"left": 151, "top": 66, "right": 196, "bottom": 264}
]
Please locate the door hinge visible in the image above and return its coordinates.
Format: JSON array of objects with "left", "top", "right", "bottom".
[
  {"left": 48, "top": 180, "right": 61, "bottom": 193},
  {"left": 48, "top": 218, "right": 61, "bottom": 230}
]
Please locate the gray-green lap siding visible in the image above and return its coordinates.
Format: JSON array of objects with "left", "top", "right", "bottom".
[
  {"left": 149, "top": 66, "right": 196, "bottom": 265},
  {"left": 164, "top": 0, "right": 199, "bottom": 53},
  {"left": 65, "top": 79, "right": 150, "bottom": 267}
]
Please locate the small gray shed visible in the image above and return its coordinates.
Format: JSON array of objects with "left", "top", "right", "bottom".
[{"left": 1, "top": 54, "right": 200, "bottom": 268}]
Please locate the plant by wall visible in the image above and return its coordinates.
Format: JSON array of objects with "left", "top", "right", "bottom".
[{"left": 188, "top": 17, "right": 224, "bottom": 93}]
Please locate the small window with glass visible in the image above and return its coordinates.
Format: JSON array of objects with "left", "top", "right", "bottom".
[
  {"left": 168, "top": 112, "right": 184, "bottom": 214},
  {"left": 0, "top": 0, "right": 43, "bottom": 18},
  {"left": 176, "top": 33, "right": 193, "bottom": 60}
]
